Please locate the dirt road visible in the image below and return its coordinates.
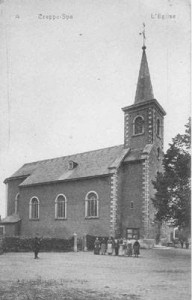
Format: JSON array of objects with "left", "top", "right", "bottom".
[{"left": 0, "top": 247, "right": 190, "bottom": 300}]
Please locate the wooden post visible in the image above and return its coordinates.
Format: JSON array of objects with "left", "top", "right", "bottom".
[
  {"left": 0, "top": 238, "right": 3, "bottom": 255},
  {"left": 83, "top": 234, "right": 87, "bottom": 251},
  {"left": 73, "top": 232, "right": 77, "bottom": 252}
]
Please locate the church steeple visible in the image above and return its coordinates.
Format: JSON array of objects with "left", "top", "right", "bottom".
[
  {"left": 134, "top": 46, "right": 154, "bottom": 104},
  {"left": 122, "top": 28, "right": 166, "bottom": 150}
]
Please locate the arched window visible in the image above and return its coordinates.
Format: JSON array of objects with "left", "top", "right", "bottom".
[
  {"left": 29, "top": 197, "right": 39, "bottom": 219},
  {"left": 85, "top": 191, "right": 99, "bottom": 218},
  {"left": 133, "top": 116, "right": 144, "bottom": 135},
  {"left": 157, "top": 147, "right": 160, "bottom": 159},
  {"left": 157, "top": 119, "right": 160, "bottom": 136},
  {"left": 15, "top": 193, "right": 20, "bottom": 214},
  {"left": 55, "top": 194, "right": 67, "bottom": 219},
  {"left": 130, "top": 201, "right": 134, "bottom": 209}
]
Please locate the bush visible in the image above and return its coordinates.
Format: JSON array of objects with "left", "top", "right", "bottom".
[{"left": 2, "top": 236, "right": 74, "bottom": 252}]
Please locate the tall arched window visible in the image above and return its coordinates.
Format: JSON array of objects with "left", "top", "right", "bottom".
[
  {"left": 85, "top": 191, "right": 99, "bottom": 218},
  {"left": 15, "top": 193, "right": 20, "bottom": 214},
  {"left": 133, "top": 116, "right": 144, "bottom": 135},
  {"left": 55, "top": 194, "right": 67, "bottom": 219},
  {"left": 29, "top": 197, "right": 39, "bottom": 219},
  {"left": 157, "top": 119, "right": 160, "bottom": 136}
]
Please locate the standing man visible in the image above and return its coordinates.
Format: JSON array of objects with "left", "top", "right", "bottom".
[
  {"left": 33, "top": 236, "right": 40, "bottom": 259},
  {"left": 114, "top": 238, "right": 119, "bottom": 256}
]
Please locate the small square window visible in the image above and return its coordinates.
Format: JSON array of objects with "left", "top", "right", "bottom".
[{"left": 126, "top": 228, "right": 140, "bottom": 239}]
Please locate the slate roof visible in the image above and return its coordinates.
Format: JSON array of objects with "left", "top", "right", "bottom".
[
  {"left": 5, "top": 145, "right": 132, "bottom": 187},
  {"left": 124, "top": 144, "right": 153, "bottom": 162},
  {"left": 123, "top": 148, "right": 143, "bottom": 162},
  {"left": 0, "top": 214, "right": 21, "bottom": 224}
]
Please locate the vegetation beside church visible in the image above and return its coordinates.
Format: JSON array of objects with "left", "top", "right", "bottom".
[{"left": 152, "top": 119, "right": 191, "bottom": 232}]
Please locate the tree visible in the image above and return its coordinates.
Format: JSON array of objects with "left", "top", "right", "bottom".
[{"left": 152, "top": 118, "right": 191, "bottom": 229}]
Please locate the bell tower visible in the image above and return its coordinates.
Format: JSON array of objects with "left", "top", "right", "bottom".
[
  {"left": 122, "top": 45, "right": 166, "bottom": 151},
  {"left": 121, "top": 29, "right": 166, "bottom": 239}
]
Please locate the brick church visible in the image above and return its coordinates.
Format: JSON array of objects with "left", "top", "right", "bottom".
[{"left": 1, "top": 45, "right": 166, "bottom": 240}]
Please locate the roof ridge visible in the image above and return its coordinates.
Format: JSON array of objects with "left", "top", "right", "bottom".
[{"left": 22, "top": 144, "right": 124, "bottom": 166}]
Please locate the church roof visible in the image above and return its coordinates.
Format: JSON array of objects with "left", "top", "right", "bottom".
[
  {"left": 134, "top": 46, "right": 154, "bottom": 104},
  {"left": 6, "top": 145, "right": 131, "bottom": 187}
]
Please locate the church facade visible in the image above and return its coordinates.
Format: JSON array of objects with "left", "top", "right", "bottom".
[{"left": 1, "top": 46, "right": 166, "bottom": 240}]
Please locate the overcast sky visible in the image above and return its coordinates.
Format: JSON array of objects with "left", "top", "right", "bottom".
[{"left": 0, "top": 0, "right": 190, "bottom": 217}]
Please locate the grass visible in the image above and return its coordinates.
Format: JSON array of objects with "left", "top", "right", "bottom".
[{"left": 0, "top": 278, "right": 141, "bottom": 300}]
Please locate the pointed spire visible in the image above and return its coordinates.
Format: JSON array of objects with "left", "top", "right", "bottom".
[
  {"left": 134, "top": 46, "right": 154, "bottom": 104},
  {"left": 135, "top": 24, "right": 154, "bottom": 104}
]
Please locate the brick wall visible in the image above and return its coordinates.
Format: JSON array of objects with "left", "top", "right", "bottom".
[
  {"left": 124, "top": 108, "right": 149, "bottom": 149},
  {"left": 121, "top": 161, "right": 143, "bottom": 238},
  {"left": 123, "top": 100, "right": 165, "bottom": 239},
  {"left": 147, "top": 144, "right": 164, "bottom": 238},
  {"left": 15, "top": 176, "right": 112, "bottom": 238},
  {"left": 3, "top": 224, "right": 15, "bottom": 236},
  {"left": 7, "top": 178, "right": 26, "bottom": 216},
  {"left": 123, "top": 103, "right": 164, "bottom": 151}
]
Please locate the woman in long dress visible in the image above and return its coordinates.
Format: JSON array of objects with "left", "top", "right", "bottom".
[
  {"left": 127, "top": 239, "right": 133, "bottom": 257},
  {"left": 100, "top": 238, "right": 106, "bottom": 255},
  {"left": 133, "top": 239, "right": 140, "bottom": 257},
  {"left": 107, "top": 237, "right": 113, "bottom": 255},
  {"left": 123, "top": 238, "right": 127, "bottom": 256},
  {"left": 118, "top": 238, "right": 124, "bottom": 256},
  {"left": 94, "top": 237, "right": 100, "bottom": 255}
]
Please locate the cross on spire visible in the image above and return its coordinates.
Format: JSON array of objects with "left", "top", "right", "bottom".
[
  {"left": 134, "top": 25, "right": 154, "bottom": 104},
  {"left": 139, "top": 23, "right": 146, "bottom": 49}
]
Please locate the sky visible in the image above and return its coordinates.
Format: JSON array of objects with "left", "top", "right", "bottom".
[{"left": 0, "top": 0, "right": 190, "bottom": 217}]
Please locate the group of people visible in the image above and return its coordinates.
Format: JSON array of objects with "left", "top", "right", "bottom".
[
  {"left": 32, "top": 236, "right": 141, "bottom": 259},
  {"left": 94, "top": 237, "right": 140, "bottom": 257}
]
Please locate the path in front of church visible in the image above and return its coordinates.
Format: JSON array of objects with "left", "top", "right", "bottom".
[{"left": 0, "top": 247, "right": 190, "bottom": 300}]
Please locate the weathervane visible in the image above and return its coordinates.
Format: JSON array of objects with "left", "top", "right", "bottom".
[{"left": 139, "top": 23, "right": 146, "bottom": 48}]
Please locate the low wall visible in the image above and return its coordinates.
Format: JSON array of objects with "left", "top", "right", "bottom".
[{"left": 140, "top": 239, "right": 155, "bottom": 249}]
